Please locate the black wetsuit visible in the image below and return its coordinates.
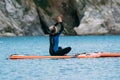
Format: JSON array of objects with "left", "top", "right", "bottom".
[{"left": 49, "top": 22, "right": 71, "bottom": 56}]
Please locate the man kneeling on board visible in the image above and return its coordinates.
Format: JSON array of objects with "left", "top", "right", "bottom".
[{"left": 49, "top": 16, "right": 71, "bottom": 56}]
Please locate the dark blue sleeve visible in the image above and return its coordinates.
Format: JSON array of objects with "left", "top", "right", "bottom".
[
  {"left": 54, "top": 22, "right": 59, "bottom": 26},
  {"left": 57, "top": 22, "right": 64, "bottom": 35}
]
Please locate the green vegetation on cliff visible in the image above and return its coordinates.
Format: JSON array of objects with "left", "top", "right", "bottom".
[
  {"left": 16, "top": 0, "right": 22, "bottom": 5},
  {"left": 33, "top": 0, "right": 49, "bottom": 9},
  {"left": 33, "top": 0, "right": 51, "bottom": 15}
]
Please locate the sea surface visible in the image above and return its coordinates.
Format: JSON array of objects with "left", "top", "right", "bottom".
[{"left": 0, "top": 35, "right": 120, "bottom": 80}]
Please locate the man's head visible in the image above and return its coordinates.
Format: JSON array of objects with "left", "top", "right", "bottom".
[{"left": 49, "top": 25, "right": 57, "bottom": 34}]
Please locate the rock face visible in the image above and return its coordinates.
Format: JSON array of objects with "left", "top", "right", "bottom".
[
  {"left": 0, "top": 0, "right": 120, "bottom": 36},
  {"left": 74, "top": 0, "right": 120, "bottom": 35},
  {"left": 0, "top": 0, "right": 44, "bottom": 36}
]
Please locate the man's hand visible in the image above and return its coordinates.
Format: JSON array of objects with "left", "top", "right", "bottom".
[{"left": 57, "top": 16, "right": 62, "bottom": 23}]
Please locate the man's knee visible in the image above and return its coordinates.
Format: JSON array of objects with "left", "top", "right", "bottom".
[
  {"left": 67, "top": 47, "right": 72, "bottom": 51},
  {"left": 58, "top": 47, "right": 62, "bottom": 50}
]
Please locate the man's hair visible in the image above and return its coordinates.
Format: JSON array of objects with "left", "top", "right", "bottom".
[{"left": 49, "top": 26, "right": 57, "bottom": 33}]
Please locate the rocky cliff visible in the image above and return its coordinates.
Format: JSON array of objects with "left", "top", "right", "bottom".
[
  {"left": 74, "top": 0, "right": 120, "bottom": 35},
  {"left": 0, "top": 0, "right": 120, "bottom": 36}
]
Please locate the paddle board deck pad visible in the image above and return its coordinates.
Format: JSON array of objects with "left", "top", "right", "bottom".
[{"left": 10, "top": 52, "right": 120, "bottom": 60}]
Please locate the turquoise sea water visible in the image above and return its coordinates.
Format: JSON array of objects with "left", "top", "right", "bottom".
[{"left": 0, "top": 36, "right": 120, "bottom": 80}]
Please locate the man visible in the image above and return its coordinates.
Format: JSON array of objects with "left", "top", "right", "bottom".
[{"left": 49, "top": 16, "right": 71, "bottom": 56}]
